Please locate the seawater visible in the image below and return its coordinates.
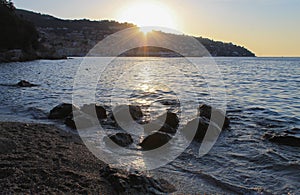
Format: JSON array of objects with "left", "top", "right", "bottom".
[{"left": 0, "top": 57, "right": 299, "bottom": 194}]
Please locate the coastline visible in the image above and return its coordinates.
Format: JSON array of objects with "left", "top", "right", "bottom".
[
  {"left": 0, "top": 49, "right": 67, "bottom": 63},
  {"left": 0, "top": 122, "right": 175, "bottom": 194}
]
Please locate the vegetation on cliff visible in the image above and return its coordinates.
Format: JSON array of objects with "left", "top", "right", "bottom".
[
  {"left": 0, "top": 0, "right": 38, "bottom": 52},
  {"left": 0, "top": 0, "right": 66, "bottom": 62},
  {"left": 16, "top": 9, "right": 255, "bottom": 57},
  {"left": 0, "top": 2, "right": 255, "bottom": 62}
]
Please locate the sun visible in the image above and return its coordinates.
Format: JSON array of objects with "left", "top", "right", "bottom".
[{"left": 116, "top": 1, "right": 177, "bottom": 32}]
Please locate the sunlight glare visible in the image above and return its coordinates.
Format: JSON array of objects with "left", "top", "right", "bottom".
[
  {"left": 139, "top": 27, "right": 153, "bottom": 35},
  {"left": 116, "top": 1, "right": 177, "bottom": 31}
]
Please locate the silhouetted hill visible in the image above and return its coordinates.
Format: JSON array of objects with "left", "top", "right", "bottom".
[
  {"left": 16, "top": 9, "right": 135, "bottom": 31},
  {"left": 1, "top": 8, "right": 255, "bottom": 61},
  {"left": 196, "top": 37, "right": 255, "bottom": 57},
  {"left": 15, "top": 9, "right": 137, "bottom": 57}
]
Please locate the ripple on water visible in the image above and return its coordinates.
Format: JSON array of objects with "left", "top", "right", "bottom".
[{"left": 0, "top": 57, "right": 299, "bottom": 193}]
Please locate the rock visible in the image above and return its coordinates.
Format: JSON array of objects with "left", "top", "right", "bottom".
[
  {"left": 139, "top": 132, "right": 172, "bottom": 150},
  {"left": 17, "top": 80, "right": 38, "bottom": 87},
  {"left": 100, "top": 118, "right": 118, "bottom": 127},
  {"left": 80, "top": 103, "right": 107, "bottom": 119},
  {"left": 263, "top": 133, "right": 300, "bottom": 147},
  {"left": 158, "top": 125, "right": 177, "bottom": 134},
  {"left": 144, "top": 122, "right": 177, "bottom": 135},
  {"left": 0, "top": 138, "right": 17, "bottom": 154},
  {"left": 143, "top": 111, "right": 179, "bottom": 135},
  {"left": 0, "top": 49, "right": 26, "bottom": 62},
  {"left": 182, "top": 117, "right": 221, "bottom": 142},
  {"left": 100, "top": 165, "right": 176, "bottom": 194},
  {"left": 64, "top": 112, "right": 95, "bottom": 130},
  {"left": 106, "top": 133, "right": 133, "bottom": 147},
  {"left": 48, "top": 103, "right": 77, "bottom": 119},
  {"left": 110, "top": 105, "right": 143, "bottom": 123},
  {"left": 198, "top": 104, "right": 230, "bottom": 129},
  {"left": 158, "top": 99, "right": 180, "bottom": 106},
  {"left": 156, "top": 111, "right": 179, "bottom": 129},
  {"left": 64, "top": 115, "right": 76, "bottom": 129}
]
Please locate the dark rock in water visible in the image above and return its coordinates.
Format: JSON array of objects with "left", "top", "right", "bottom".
[
  {"left": 158, "top": 125, "right": 176, "bottom": 134},
  {"left": 198, "top": 104, "right": 230, "bottom": 129},
  {"left": 264, "top": 133, "right": 300, "bottom": 147},
  {"left": 182, "top": 117, "right": 221, "bottom": 142},
  {"left": 143, "top": 122, "right": 161, "bottom": 134},
  {"left": 143, "top": 111, "right": 179, "bottom": 135},
  {"left": 0, "top": 138, "right": 17, "bottom": 154},
  {"left": 48, "top": 103, "right": 78, "bottom": 119},
  {"left": 283, "top": 130, "right": 297, "bottom": 135},
  {"left": 107, "top": 133, "right": 133, "bottom": 147},
  {"left": 64, "top": 112, "right": 95, "bottom": 130},
  {"left": 156, "top": 111, "right": 179, "bottom": 129},
  {"left": 100, "top": 118, "right": 118, "bottom": 127},
  {"left": 80, "top": 103, "right": 107, "bottom": 119},
  {"left": 64, "top": 115, "right": 76, "bottom": 129},
  {"left": 139, "top": 132, "right": 171, "bottom": 150},
  {"left": 144, "top": 122, "right": 177, "bottom": 135},
  {"left": 17, "top": 80, "right": 38, "bottom": 87},
  {"left": 158, "top": 99, "right": 180, "bottom": 106},
  {"left": 100, "top": 165, "right": 176, "bottom": 194},
  {"left": 291, "top": 127, "right": 300, "bottom": 132},
  {"left": 110, "top": 105, "right": 143, "bottom": 123}
]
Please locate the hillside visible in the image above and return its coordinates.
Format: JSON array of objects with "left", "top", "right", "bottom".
[
  {"left": 0, "top": 1, "right": 40, "bottom": 62},
  {"left": 196, "top": 37, "right": 255, "bottom": 57},
  {"left": 16, "top": 9, "right": 137, "bottom": 57},
  {"left": 2, "top": 8, "right": 255, "bottom": 60}
]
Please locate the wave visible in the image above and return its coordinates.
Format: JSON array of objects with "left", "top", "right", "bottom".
[{"left": 170, "top": 163, "right": 272, "bottom": 194}]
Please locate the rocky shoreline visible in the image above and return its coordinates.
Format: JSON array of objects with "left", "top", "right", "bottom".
[
  {"left": 0, "top": 49, "right": 67, "bottom": 63},
  {"left": 0, "top": 122, "right": 175, "bottom": 194}
]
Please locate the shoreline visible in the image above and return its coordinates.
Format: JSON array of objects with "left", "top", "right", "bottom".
[
  {"left": 0, "top": 49, "right": 67, "bottom": 63},
  {"left": 0, "top": 121, "right": 175, "bottom": 194}
]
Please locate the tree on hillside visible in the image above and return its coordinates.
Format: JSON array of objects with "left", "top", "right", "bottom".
[
  {"left": 0, "top": 0, "right": 14, "bottom": 10},
  {"left": 0, "top": 0, "right": 39, "bottom": 51}
]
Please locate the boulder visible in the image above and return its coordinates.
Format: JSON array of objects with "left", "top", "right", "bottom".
[
  {"left": 143, "top": 111, "right": 179, "bottom": 135},
  {"left": 144, "top": 122, "right": 176, "bottom": 135},
  {"left": 64, "top": 112, "right": 95, "bottom": 130},
  {"left": 182, "top": 117, "right": 221, "bottom": 142},
  {"left": 64, "top": 115, "right": 76, "bottom": 129},
  {"left": 158, "top": 125, "right": 176, "bottom": 134},
  {"left": 198, "top": 104, "right": 230, "bottom": 129},
  {"left": 158, "top": 99, "right": 180, "bottom": 106},
  {"left": 106, "top": 133, "right": 133, "bottom": 147},
  {"left": 263, "top": 133, "right": 300, "bottom": 147},
  {"left": 17, "top": 80, "right": 38, "bottom": 87},
  {"left": 48, "top": 103, "right": 77, "bottom": 119},
  {"left": 139, "top": 132, "right": 172, "bottom": 150},
  {"left": 100, "top": 165, "right": 176, "bottom": 194},
  {"left": 155, "top": 111, "right": 179, "bottom": 129},
  {"left": 110, "top": 105, "right": 143, "bottom": 123},
  {"left": 80, "top": 103, "right": 107, "bottom": 119}
]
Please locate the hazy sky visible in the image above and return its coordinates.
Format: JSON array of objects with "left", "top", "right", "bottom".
[{"left": 13, "top": 0, "right": 300, "bottom": 57}]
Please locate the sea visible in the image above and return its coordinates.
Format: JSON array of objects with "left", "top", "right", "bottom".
[{"left": 0, "top": 57, "right": 299, "bottom": 194}]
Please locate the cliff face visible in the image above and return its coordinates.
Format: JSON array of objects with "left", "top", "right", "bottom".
[{"left": 10, "top": 9, "right": 255, "bottom": 59}]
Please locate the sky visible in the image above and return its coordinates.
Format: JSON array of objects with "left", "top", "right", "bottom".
[{"left": 13, "top": 0, "right": 300, "bottom": 57}]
